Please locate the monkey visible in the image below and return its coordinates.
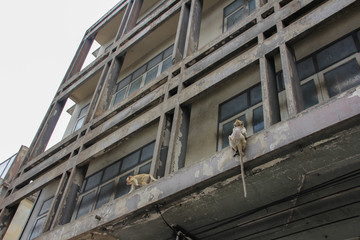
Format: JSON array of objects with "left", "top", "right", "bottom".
[
  {"left": 228, "top": 119, "right": 248, "bottom": 197},
  {"left": 126, "top": 174, "right": 157, "bottom": 193}
]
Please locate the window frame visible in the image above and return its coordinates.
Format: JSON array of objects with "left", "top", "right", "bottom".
[
  {"left": 72, "top": 103, "right": 90, "bottom": 133},
  {"left": 73, "top": 141, "right": 156, "bottom": 220},
  {"left": 223, "top": 0, "right": 256, "bottom": 32},
  {"left": 217, "top": 83, "right": 263, "bottom": 151}
]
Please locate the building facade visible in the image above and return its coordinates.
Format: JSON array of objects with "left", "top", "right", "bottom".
[{"left": 0, "top": 0, "right": 360, "bottom": 239}]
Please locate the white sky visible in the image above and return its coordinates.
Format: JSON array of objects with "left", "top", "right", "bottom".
[{"left": 0, "top": 0, "right": 121, "bottom": 161}]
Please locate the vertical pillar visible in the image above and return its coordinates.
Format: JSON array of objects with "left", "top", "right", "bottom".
[
  {"left": 173, "top": 2, "right": 190, "bottom": 63},
  {"left": 280, "top": 43, "right": 304, "bottom": 117},
  {"left": 85, "top": 62, "right": 111, "bottom": 123},
  {"left": 26, "top": 99, "right": 66, "bottom": 162},
  {"left": 93, "top": 55, "right": 125, "bottom": 118},
  {"left": 184, "top": 0, "right": 203, "bottom": 57},
  {"left": 115, "top": 0, "right": 134, "bottom": 41},
  {"left": 151, "top": 113, "right": 173, "bottom": 178},
  {"left": 62, "top": 36, "right": 95, "bottom": 83},
  {"left": 124, "top": 0, "right": 144, "bottom": 34},
  {"left": 51, "top": 166, "right": 86, "bottom": 227},
  {"left": 165, "top": 105, "right": 191, "bottom": 174},
  {"left": 260, "top": 56, "right": 281, "bottom": 128}
]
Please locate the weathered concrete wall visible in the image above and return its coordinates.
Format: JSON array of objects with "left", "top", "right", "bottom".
[
  {"left": 186, "top": 63, "right": 260, "bottom": 166},
  {"left": 86, "top": 121, "right": 158, "bottom": 177}
]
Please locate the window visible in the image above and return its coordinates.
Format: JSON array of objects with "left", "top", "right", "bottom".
[
  {"left": 111, "top": 45, "right": 174, "bottom": 107},
  {"left": 276, "top": 29, "right": 360, "bottom": 111},
  {"left": 73, "top": 104, "right": 89, "bottom": 132},
  {"left": 28, "top": 197, "right": 54, "bottom": 240},
  {"left": 218, "top": 83, "right": 263, "bottom": 150},
  {"left": 224, "top": 0, "right": 255, "bottom": 31},
  {"left": 74, "top": 141, "right": 156, "bottom": 219}
]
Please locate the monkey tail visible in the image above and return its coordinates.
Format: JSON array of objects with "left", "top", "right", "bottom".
[{"left": 239, "top": 153, "right": 247, "bottom": 198}]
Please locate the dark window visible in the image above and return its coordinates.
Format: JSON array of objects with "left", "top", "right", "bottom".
[
  {"left": 116, "top": 75, "right": 132, "bottom": 91},
  {"left": 220, "top": 93, "right": 248, "bottom": 122},
  {"left": 297, "top": 57, "right": 316, "bottom": 80},
  {"left": 324, "top": 59, "right": 360, "bottom": 97},
  {"left": 145, "top": 66, "right": 159, "bottom": 84},
  {"left": 84, "top": 171, "right": 103, "bottom": 192},
  {"left": 250, "top": 84, "right": 262, "bottom": 105},
  {"left": 121, "top": 151, "right": 141, "bottom": 172},
  {"left": 316, "top": 36, "right": 357, "bottom": 70},
  {"left": 253, "top": 106, "right": 264, "bottom": 133},
  {"left": 102, "top": 161, "right": 120, "bottom": 183},
  {"left": 141, "top": 142, "right": 155, "bottom": 162},
  {"left": 224, "top": 0, "right": 256, "bottom": 30},
  {"left": 301, "top": 80, "right": 318, "bottom": 109},
  {"left": 132, "top": 65, "right": 147, "bottom": 80},
  {"left": 113, "top": 88, "right": 127, "bottom": 106},
  {"left": 147, "top": 54, "right": 162, "bottom": 70},
  {"left": 115, "top": 172, "right": 133, "bottom": 199},
  {"left": 77, "top": 191, "right": 96, "bottom": 219},
  {"left": 161, "top": 57, "right": 172, "bottom": 73},
  {"left": 128, "top": 77, "right": 142, "bottom": 95},
  {"left": 95, "top": 181, "right": 115, "bottom": 209},
  {"left": 139, "top": 163, "right": 151, "bottom": 174}
]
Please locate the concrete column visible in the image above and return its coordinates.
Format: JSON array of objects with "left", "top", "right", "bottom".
[
  {"left": 260, "top": 56, "right": 281, "bottom": 128},
  {"left": 25, "top": 99, "right": 66, "bottom": 162},
  {"left": 165, "top": 105, "right": 191, "bottom": 174},
  {"left": 93, "top": 55, "right": 125, "bottom": 118},
  {"left": 124, "top": 0, "right": 144, "bottom": 34},
  {"left": 173, "top": 2, "right": 190, "bottom": 63},
  {"left": 280, "top": 43, "right": 304, "bottom": 117},
  {"left": 51, "top": 166, "right": 86, "bottom": 227},
  {"left": 184, "top": 0, "right": 203, "bottom": 57},
  {"left": 62, "top": 35, "right": 95, "bottom": 82},
  {"left": 115, "top": 0, "right": 134, "bottom": 41},
  {"left": 151, "top": 113, "right": 173, "bottom": 178}
]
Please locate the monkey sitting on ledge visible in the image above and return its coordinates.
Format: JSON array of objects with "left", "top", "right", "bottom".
[
  {"left": 126, "top": 174, "right": 157, "bottom": 193},
  {"left": 228, "top": 119, "right": 248, "bottom": 197}
]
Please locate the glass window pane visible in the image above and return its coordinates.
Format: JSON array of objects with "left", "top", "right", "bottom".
[
  {"left": 113, "top": 87, "right": 127, "bottom": 106},
  {"left": 249, "top": 0, "right": 255, "bottom": 12},
  {"left": 116, "top": 75, "right": 132, "bottom": 91},
  {"left": 357, "top": 30, "right": 360, "bottom": 42},
  {"left": 132, "top": 65, "right": 147, "bottom": 80},
  {"left": 95, "top": 181, "right": 115, "bottom": 209},
  {"left": 220, "top": 93, "right": 248, "bottom": 122},
  {"left": 250, "top": 84, "right": 262, "bottom": 105},
  {"left": 324, "top": 59, "right": 360, "bottom": 97},
  {"left": 253, "top": 106, "right": 264, "bottom": 133},
  {"left": 297, "top": 57, "right": 316, "bottom": 80},
  {"left": 84, "top": 171, "right": 103, "bottom": 192},
  {"left": 140, "top": 142, "right": 155, "bottom": 162},
  {"left": 301, "top": 80, "right": 318, "bottom": 109},
  {"left": 120, "top": 151, "right": 140, "bottom": 172},
  {"left": 128, "top": 77, "right": 142, "bottom": 96},
  {"left": 276, "top": 71, "right": 285, "bottom": 92},
  {"left": 139, "top": 163, "right": 151, "bottom": 174},
  {"left": 222, "top": 115, "right": 246, "bottom": 149},
  {"left": 73, "top": 116, "right": 85, "bottom": 132},
  {"left": 115, "top": 172, "right": 133, "bottom": 198},
  {"left": 39, "top": 197, "right": 54, "bottom": 216},
  {"left": 316, "top": 36, "right": 357, "bottom": 70},
  {"left": 144, "top": 66, "right": 159, "bottom": 85},
  {"left": 163, "top": 45, "right": 174, "bottom": 59},
  {"left": 76, "top": 191, "right": 96, "bottom": 219},
  {"left": 102, "top": 161, "right": 120, "bottom": 183},
  {"left": 224, "top": 0, "right": 245, "bottom": 17},
  {"left": 226, "top": 7, "right": 246, "bottom": 29},
  {"left": 147, "top": 54, "right": 162, "bottom": 70},
  {"left": 79, "top": 104, "right": 89, "bottom": 118},
  {"left": 161, "top": 57, "right": 172, "bottom": 73},
  {"left": 29, "top": 216, "right": 46, "bottom": 240}
]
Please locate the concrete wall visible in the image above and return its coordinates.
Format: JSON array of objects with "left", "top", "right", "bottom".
[
  {"left": 86, "top": 121, "right": 158, "bottom": 177},
  {"left": 185, "top": 63, "right": 260, "bottom": 166}
]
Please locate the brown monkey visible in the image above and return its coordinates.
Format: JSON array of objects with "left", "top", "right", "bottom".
[
  {"left": 126, "top": 174, "right": 157, "bottom": 193},
  {"left": 229, "top": 119, "right": 248, "bottom": 197}
]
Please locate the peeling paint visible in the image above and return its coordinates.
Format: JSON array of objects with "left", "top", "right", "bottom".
[
  {"left": 269, "top": 122, "right": 290, "bottom": 151},
  {"left": 202, "top": 163, "right": 214, "bottom": 177}
]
